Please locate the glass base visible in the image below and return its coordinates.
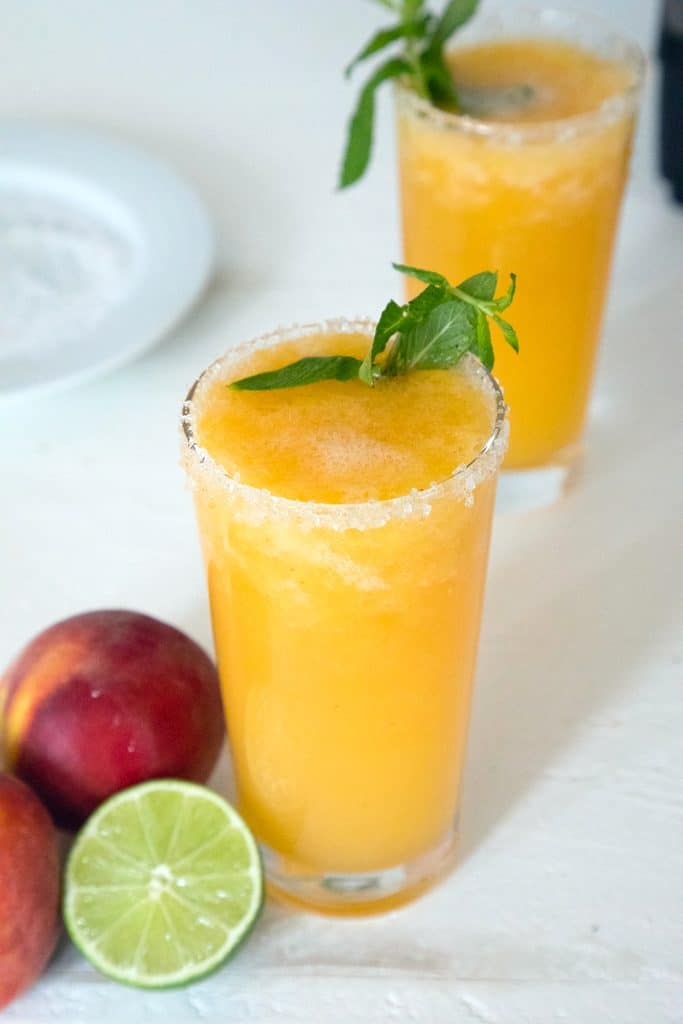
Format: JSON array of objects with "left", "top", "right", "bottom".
[
  {"left": 497, "top": 444, "right": 583, "bottom": 514},
  {"left": 261, "top": 829, "right": 459, "bottom": 916}
]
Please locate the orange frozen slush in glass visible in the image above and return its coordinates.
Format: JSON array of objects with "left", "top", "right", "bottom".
[
  {"left": 396, "top": 29, "right": 642, "bottom": 473},
  {"left": 182, "top": 322, "right": 507, "bottom": 911}
]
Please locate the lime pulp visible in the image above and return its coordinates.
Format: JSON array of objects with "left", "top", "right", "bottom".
[{"left": 63, "top": 779, "right": 263, "bottom": 989}]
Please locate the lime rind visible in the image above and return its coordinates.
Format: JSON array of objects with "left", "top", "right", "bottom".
[{"left": 63, "top": 779, "right": 264, "bottom": 989}]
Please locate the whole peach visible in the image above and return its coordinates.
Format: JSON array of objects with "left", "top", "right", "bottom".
[
  {"left": 0, "top": 773, "right": 60, "bottom": 1010},
  {"left": 1, "top": 610, "right": 224, "bottom": 829}
]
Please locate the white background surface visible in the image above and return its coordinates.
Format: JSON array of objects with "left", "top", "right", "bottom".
[{"left": 1, "top": 1, "right": 682, "bottom": 1022}]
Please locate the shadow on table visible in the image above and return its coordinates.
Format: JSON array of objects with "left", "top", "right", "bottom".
[
  {"left": 461, "top": 513, "right": 681, "bottom": 862},
  {"left": 460, "top": 272, "right": 683, "bottom": 861}
]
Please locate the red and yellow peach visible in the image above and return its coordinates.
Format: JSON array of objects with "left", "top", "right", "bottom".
[
  {"left": 0, "top": 773, "right": 60, "bottom": 1010},
  {"left": 1, "top": 610, "right": 224, "bottom": 829}
]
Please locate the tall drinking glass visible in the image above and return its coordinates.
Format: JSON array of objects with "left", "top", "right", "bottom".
[
  {"left": 396, "top": 7, "right": 644, "bottom": 507},
  {"left": 182, "top": 320, "right": 508, "bottom": 914}
]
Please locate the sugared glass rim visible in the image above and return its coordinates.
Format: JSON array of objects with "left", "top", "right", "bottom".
[
  {"left": 394, "top": 4, "right": 645, "bottom": 145},
  {"left": 181, "top": 318, "right": 508, "bottom": 531}
]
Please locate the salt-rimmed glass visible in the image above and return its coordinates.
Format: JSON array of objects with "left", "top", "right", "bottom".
[
  {"left": 395, "top": 6, "right": 645, "bottom": 510},
  {"left": 182, "top": 318, "right": 507, "bottom": 914}
]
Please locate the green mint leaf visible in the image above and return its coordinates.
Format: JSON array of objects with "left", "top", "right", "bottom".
[
  {"left": 493, "top": 272, "right": 517, "bottom": 312},
  {"left": 378, "top": 284, "right": 451, "bottom": 376},
  {"left": 404, "top": 282, "right": 449, "bottom": 320},
  {"left": 428, "top": 0, "right": 478, "bottom": 51},
  {"left": 360, "top": 298, "right": 406, "bottom": 383},
  {"left": 457, "top": 270, "right": 498, "bottom": 302},
  {"left": 339, "top": 56, "right": 409, "bottom": 190},
  {"left": 392, "top": 262, "right": 450, "bottom": 288},
  {"left": 397, "top": 299, "right": 473, "bottom": 371},
  {"left": 360, "top": 300, "right": 405, "bottom": 384},
  {"left": 339, "top": 56, "right": 411, "bottom": 188},
  {"left": 230, "top": 356, "right": 363, "bottom": 391},
  {"left": 374, "top": 299, "right": 406, "bottom": 355},
  {"left": 473, "top": 310, "right": 494, "bottom": 370},
  {"left": 358, "top": 360, "right": 375, "bottom": 386},
  {"left": 419, "top": 49, "right": 459, "bottom": 107},
  {"left": 493, "top": 315, "right": 519, "bottom": 353},
  {"left": 360, "top": 283, "right": 450, "bottom": 383},
  {"left": 345, "top": 18, "right": 428, "bottom": 78}
]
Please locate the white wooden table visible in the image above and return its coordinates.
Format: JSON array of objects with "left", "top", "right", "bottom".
[{"left": 1, "top": 2, "right": 682, "bottom": 1021}]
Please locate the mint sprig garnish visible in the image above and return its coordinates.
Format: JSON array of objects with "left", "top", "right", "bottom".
[
  {"left": 227, "top": 355, "right": 364, "bottom": 392},
  {"left": 229, "top": 263, "right": 517, "bottom": 392},
  {"left": 339, "top": 0, "right": 479, "bottom": 188}
]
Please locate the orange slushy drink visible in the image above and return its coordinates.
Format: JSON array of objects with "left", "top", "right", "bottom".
[
  {"left": 182, "top": 320, "right": 507, "bottom": 913},
  {"left": 396, "top": 10, "right": 643, "bottom": 490}
]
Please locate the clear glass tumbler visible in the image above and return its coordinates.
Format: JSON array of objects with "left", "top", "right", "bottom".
[
  {"left": 395, "top": 7, "right": 644, "bottom": 509},
  {"left": 182, "top": 320, "right": 508, "bottom": 914}
]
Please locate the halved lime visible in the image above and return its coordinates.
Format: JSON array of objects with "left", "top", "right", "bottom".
[{"left": 63, "top": 779, "right": 263, "bottom": 989}]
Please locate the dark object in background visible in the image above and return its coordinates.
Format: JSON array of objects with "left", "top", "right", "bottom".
[{"left": 660, "top": 0, "right": 683, "bottom": 202}]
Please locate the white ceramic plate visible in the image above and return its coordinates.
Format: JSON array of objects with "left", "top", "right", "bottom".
[{"left": 0, "top": 123, "right": 214, "bottom": 400}]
